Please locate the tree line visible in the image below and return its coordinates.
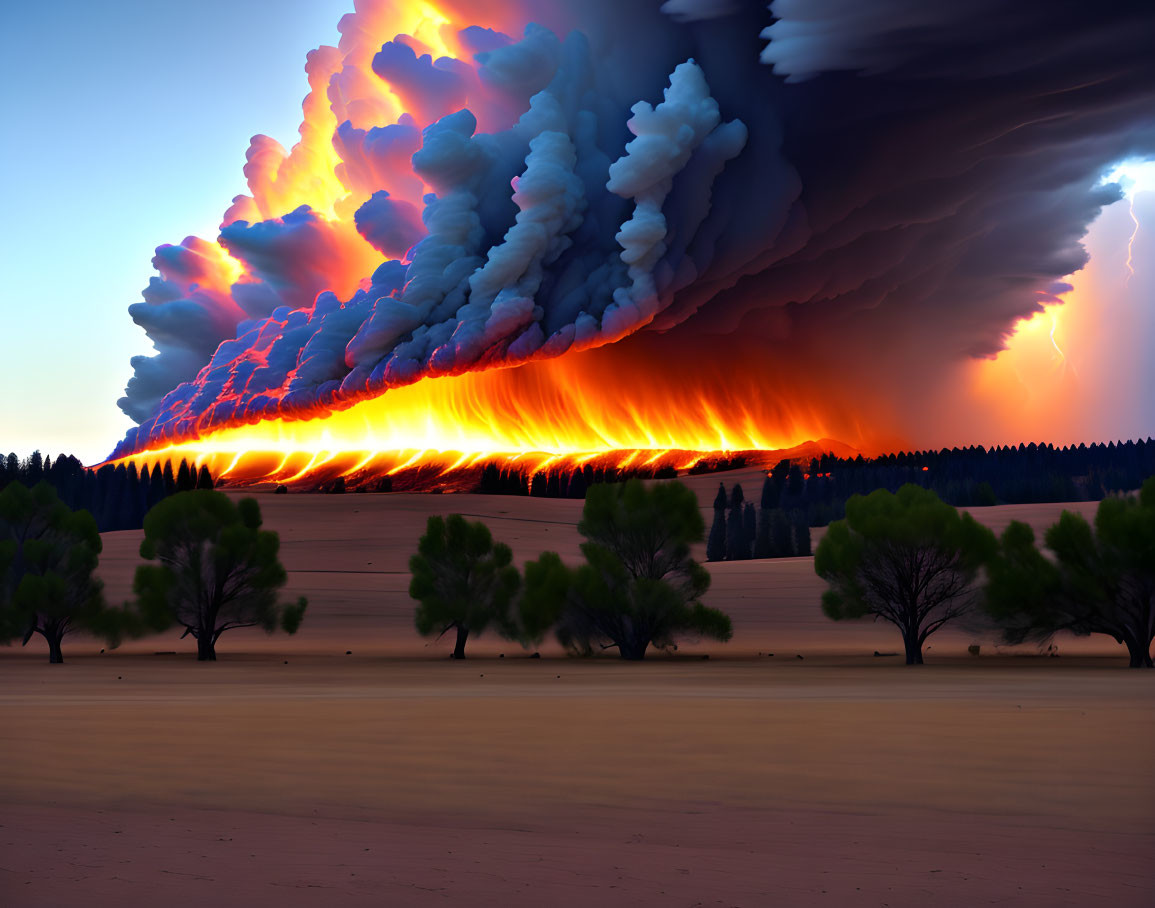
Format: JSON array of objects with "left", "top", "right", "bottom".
[
  {"left": 470, "top": 439, "right": 1153, "bottom": 523},
  {"left": 476, "top": 461, "right": 678, "bottom": 498},
  {"left": 763, "top": 438, "right": 1155, "bottom": 528},
  {"left": 707, "top": 480, "right": 811, "bottom": 561},
  {"left": 5, "top": 465, "right": 1150, "bottom": 669},
  {"left": 0, "top": 483, "right": 304, "bottom": 662},
  {"left": 0, "top": 452, "right": 215, "bottom": 532},
  {"left": 815, "top": 479, "right": 1155, "bottom": 667}
]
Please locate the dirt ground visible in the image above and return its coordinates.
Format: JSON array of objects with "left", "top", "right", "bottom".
[{"left": 2, "top": 488, "right": 1150, "bottom": 906}]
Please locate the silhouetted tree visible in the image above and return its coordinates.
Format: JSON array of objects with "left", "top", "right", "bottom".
[
  {"left": 985, "top": 478, "right": 1155, "bottom": 668},
  {"left": 770, "top": 508, "right": 792, "bottom": 557},
  {"left": 726, "top": 483, "right": 746, "bottom": 561},
  {"left": 149, "top": 464, "right": 166, "bottom": 508},
  {"left": 196, "top": 465, "right": 214, "bottom": 490},
  {"left": 815, "top": 485, "right": 996, "bottom": 664},
  {"left": 791, "top": 509, "right": 811, "bottom": 556},
  {"left": 742, "top": 503, "right": 756, "bottom": 559},
  {"left": 26, "top": 451, "right": 43, "bottom": 485},
  {"left": 409, "top": 514, "right": 520, "bottom": 659},
  {"left": 524, "top": 480, "right": 730, "bottom": 660},
  {"left": 176, "top": 460, "right": 194, "bottom": 492},
  {"left": 754, "top": 477, "right": 775, "bottom": 558},
  {"left": 566, "top": 468, "right": 587, "bottom": 499},
  {"left": 131, "top": 491, "right": 306, "bottom": 661},
  {"left": 785, "top": 463, "right": 805, "bottom": 506},
  {"left": 706, "top": 483, "right": 727, "bottom": 562}
]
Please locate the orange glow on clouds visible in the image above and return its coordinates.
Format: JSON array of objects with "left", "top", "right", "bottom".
[{"left": 959, "top": 184, "right": 1152, "bottom": 448}]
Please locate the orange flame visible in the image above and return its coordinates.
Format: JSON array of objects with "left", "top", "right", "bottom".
[{"left": 117, "top": 345, "right": 876, "bottom": 487}]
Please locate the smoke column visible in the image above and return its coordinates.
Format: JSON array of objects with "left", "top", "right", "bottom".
[{"left": 113, "top": 0, "right": 1155, "bottom": 461}]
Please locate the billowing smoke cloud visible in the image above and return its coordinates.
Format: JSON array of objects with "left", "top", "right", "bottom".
[{"left": 115, "top": 0, "right": 1155, "bottom": 457}]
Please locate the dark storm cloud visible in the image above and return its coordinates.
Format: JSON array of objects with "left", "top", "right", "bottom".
[{"left": 115, "top": 0, "right": 1155, "bottom": 456}]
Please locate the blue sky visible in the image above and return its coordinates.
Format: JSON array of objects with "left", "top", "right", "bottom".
[{"left": 0, "top": 1, "right": 351, "bottom": 462}]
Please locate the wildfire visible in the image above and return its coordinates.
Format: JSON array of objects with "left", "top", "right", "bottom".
[{"left": 114, "top": 348, "right": 867, "bottom": 488}]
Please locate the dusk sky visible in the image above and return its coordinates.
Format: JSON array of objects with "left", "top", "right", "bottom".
[
  {"left": 0, "top": 0, "right": 350, "bottom": 462},
  {"left": 2, "top": 1, "right": 1152, "bottom": 465}
]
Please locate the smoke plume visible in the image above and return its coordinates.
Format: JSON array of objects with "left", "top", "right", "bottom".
[{"left": 114, "top": 0, "right": 1155, "bottom": 458}]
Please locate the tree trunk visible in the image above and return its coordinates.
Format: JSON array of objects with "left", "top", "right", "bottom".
[
  {"left": 451, "top": 625, "right": 468, "bottom": 659},
  {"left": 197, "top": 635, "right": 217, "bottom": 662},
  {"left": 903, "top": 632, "right": 924, "bottom": 666},
  {"left": 1124, "top": 635, "right": 1152, "bottom": 668},
  {"left": 619, "top": 637, "right": 648, "bottom": 661},
  {"left": 47, "top": 634, "right": 64, "bottom": 664}
]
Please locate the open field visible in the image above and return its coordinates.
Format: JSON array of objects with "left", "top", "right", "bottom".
[
  {"left": 2, "top": 486, "right": 1150, "bottom": 906},
  {"left": 89, "top": 487, "right": 1107, "bottom": 658},
  {"left": 2, "top": 657, "right": 1152, "bottom": 906}
]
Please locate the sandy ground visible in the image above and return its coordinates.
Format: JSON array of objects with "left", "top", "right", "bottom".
[
  {"left": 3, "top": 487, "right": 1150, "bottom": 905},
  {"left": 3, "top": 658, "right": 1153, "bottom": 906}
]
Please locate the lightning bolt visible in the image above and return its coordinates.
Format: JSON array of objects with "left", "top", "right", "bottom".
[
  {"left": 1124, "top": 194, "right": 1139, "bottom": 283},
  {"left": 1048, "top": 309, "right": 1078, "bottom": 378}
]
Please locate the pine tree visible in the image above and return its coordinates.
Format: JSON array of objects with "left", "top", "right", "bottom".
[
  {"left": 755, "top": 476, "right": 775, "bottom": 558},
  {"left": 742, "top": 503, "right": 756, "bottom": 560},
  {"left": 114, "top": 464, "right": 135, "bottom": 531},
  {"left": 196, "top": 465, "right": 214, "bottom": 490},
  {"left": 791, "top": 509, "right": 811, "bottom": 556},
  {"left": 706, "top": 483, "right": 727, "bottom": 562},
  {"left": 567, "top": 468, "right": 588, "bottom": 499},
  {"left": 754, "top": 506, "right": 772, "bottom": 558},
  {"left": 770, "top": 508, "right": 792, "bottom": 557},
  {"left": 26, "top": 451, "right": 44, "bottom": 484},
  {"left": 725, "top": 484, "right": 746, "bottom": 561},
  {"left": 149, "top": 464, "right": 166, "bottom": 509}
]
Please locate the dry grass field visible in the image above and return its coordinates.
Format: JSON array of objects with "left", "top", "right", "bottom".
[{"left": 1, "top": 482, "right": 1150, "bottom": 906}]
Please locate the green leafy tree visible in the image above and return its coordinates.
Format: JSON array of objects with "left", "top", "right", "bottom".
[
  {"left": 525, "top": 479, "right": 731, "bottom": 660},
  {"left": 815, "top": 484, "right": 996, "bottom": 664},
  {"left": 410, "top": 514, "right": 521, "bottom": 659},
  {"left": 132, "top": 490, "right": 306, "bottom": 661},
  {"left": 516, "top": 551, "right": 570, "bottom": 648},
  {"left": 0, "top": 482, "right": 117, "bottom": 663},
  {"left": 985, "top": 478, "right": 1155, "bottom": 668}
]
